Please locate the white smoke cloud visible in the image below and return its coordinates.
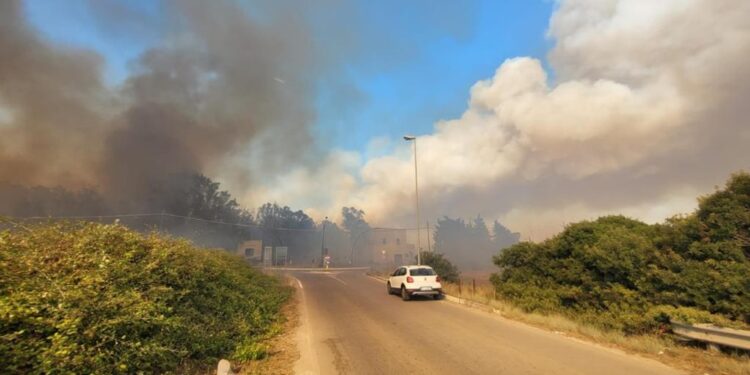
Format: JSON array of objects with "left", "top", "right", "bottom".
[
  {"left": 243, "top": 150, "right": 362, "bottom": 219},
  {"left": 247, "top": 0, "right": 750, "bottom": 238}
]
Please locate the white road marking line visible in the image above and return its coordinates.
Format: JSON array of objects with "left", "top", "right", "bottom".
[
  {"left": 365, "top": 274, "right": 387, "bottom": 284},
  {"left": 307, "top": 271, "right": 341, "bottom": 275},
  {"left": 294, "top": 277, "right": 303, "bottom": 289},
  {"left": 326, "top": 274, "right": 348, "bottom": 285}
]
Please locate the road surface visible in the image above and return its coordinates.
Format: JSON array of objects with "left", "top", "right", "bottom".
[{"left": 290, "top": 269, "right": 682, "bottom": 375}]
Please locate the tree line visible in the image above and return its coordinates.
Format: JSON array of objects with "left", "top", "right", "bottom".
[
  {"left": 1, "top": 173, "right": 522, "bottom": 267},
  {"left": 433, "top": 215, "right": 520, "bottom": 270}
]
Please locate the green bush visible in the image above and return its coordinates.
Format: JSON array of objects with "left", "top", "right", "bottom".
[
  {"left": 418, "top": 251, "right": 460, "bottom": 283},
  {"left": 491, "top": 172, "right": 750, "bottom": 334},
  {"left": 646, "top": 305, "right": 742, "bottom": 328},
  {"left": 0, "top": 221, "right": 291, "bottom": 374}
]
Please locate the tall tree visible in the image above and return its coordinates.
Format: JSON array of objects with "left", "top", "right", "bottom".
[
  {"left": 141, "top": 173, "right": 254, "bottom": 225},
  {"left": 256, "top": 203, "right": 315, "bottom": 230},
  {"left": 470, "top": 215, "right": 492, "bottom": 245},
  {"left": 256, "top": 202, "right": 317, "bottom": 264},
  {"left": 341, "top": 207, "right": 371, "bottom": 265},
  {"left": 433, "top": 216, "right": 497, "bottom": 270},
  {"left": 149, "top": 174, "right": 255, "bottom": 249},
  {"left": 433, "top": 216, "right": 467, "bottom": 259},
  {"left": 342, "top": 207, "right": 369, "bottom": 233},
  {"left": 492, "top": 220, "right": 521, "bottom": 250}
]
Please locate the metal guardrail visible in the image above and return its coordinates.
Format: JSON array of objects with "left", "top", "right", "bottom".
[{"left": 672, "top": 321, "right": 750, "bottom": 350}]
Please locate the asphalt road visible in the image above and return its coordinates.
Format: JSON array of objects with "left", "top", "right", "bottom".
[{"left": 290, "top": 269, "right": 683, "bottom": 375}]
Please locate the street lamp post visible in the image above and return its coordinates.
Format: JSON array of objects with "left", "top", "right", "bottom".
[{"left": 403, "top": 135, "right": 421, "bottom": 265}]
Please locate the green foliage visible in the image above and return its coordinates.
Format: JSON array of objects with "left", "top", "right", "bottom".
[
  {"left": 492, "top": 172, "right": 750, "bottom": 334},
  {"left": 173, "top": 174, "right": 254, "bottom": 225},
  {"left": 232, "top": 339, "right": 269, "bottom": 361},
  {"left": 256, "top": 203, "right": 315, "bottom": 230},
  {"left": 418, "top": 251, "right": 460, "bottom": 283},
  {"left": 0, "top": 221, "right": 291, "bottom": 374},
  {"left": 646, "top": 305, "right": 741, "bottom": 328},
  {"left": 341, "top": 207, "right": 369, "bottom": 234}
]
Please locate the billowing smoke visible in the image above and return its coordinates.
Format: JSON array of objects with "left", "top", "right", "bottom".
[
  {"left": 0, "top": 0, "right": 106, "bottom": 189},
  {"left": 3, "top": 0, "right": 748, "bottom": 239},
  {"left": 0, "top": 0, "right": 313, "bottom": 214},
  {"left": 256, "top": 0, "right": 750, "bottom": 238}
]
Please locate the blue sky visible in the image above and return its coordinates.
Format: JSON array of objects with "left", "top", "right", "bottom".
[{"left": 23, "top": 0, "right": 555, "bottom": 157}]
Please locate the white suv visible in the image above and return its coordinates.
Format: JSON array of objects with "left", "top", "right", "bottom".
[{"left": 387, "top": 265, "right": 443, "bottom": 301}]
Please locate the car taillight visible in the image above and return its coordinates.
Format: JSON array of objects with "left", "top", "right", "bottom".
[
  {"left": 436, "top": 276, "right": 441, "bottom": 283},
  {"left": 406, "top": 276, "right": 414, "bottom": 283}
]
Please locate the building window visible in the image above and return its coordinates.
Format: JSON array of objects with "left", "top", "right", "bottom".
[
  {"left": 382, "top": 238, "right": 387, "bottom": 244},
  {"left": 396, "top": 238, "right": 400, "bottom": 245}
]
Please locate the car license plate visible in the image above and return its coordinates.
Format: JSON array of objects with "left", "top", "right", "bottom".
[{"left": 420, "top": 286, "right": 432, "bottom": 291}]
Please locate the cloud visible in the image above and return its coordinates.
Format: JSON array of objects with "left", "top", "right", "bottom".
[
  {"left": 272, "top": 0, "right": 750, "bottom": 238},
  {"left": 243, "top": 150, "right": 361, "bottom": 220}
]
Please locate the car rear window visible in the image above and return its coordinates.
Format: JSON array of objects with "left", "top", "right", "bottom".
[{"left": 410, "top": 268, "right": 436, "bottom": 276}]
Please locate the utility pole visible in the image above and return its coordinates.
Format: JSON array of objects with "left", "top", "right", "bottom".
[
  {"left": 426, "top": 220, "right": 431, "bottom": 253},
  {"left": 320, "top": 216, "right": 328, "bottom": 268}
]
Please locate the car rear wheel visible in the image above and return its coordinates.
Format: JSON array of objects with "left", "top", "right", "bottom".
[
  {"left": 401, "top": 286, "right": 410, "bottom": 301},
  {"left": 433, "top": 293, "right": 442, "bottom": 300}
]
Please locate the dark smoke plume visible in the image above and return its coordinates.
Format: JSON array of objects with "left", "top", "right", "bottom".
[{"left": 0, "top": 0, "right": 314, "bottom": 215}]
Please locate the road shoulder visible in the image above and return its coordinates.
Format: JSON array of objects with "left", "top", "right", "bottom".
[{"left": 291, "top": 276, "right": 321, "bottom": 375}]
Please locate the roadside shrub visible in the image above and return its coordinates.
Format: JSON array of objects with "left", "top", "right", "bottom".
[
  {"left": 491, "top": 172, "right": 750, "bottom": 334},
  {"left": 0, "top": 221, "right": 291, "bottom": 374},
  {"left": 418, "top": 251, "right": 460, "bottom": 282}
]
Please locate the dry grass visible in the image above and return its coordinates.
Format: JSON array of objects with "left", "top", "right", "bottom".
[{"left": 442, "top": 282, "right": 750, "bottom": 375}]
